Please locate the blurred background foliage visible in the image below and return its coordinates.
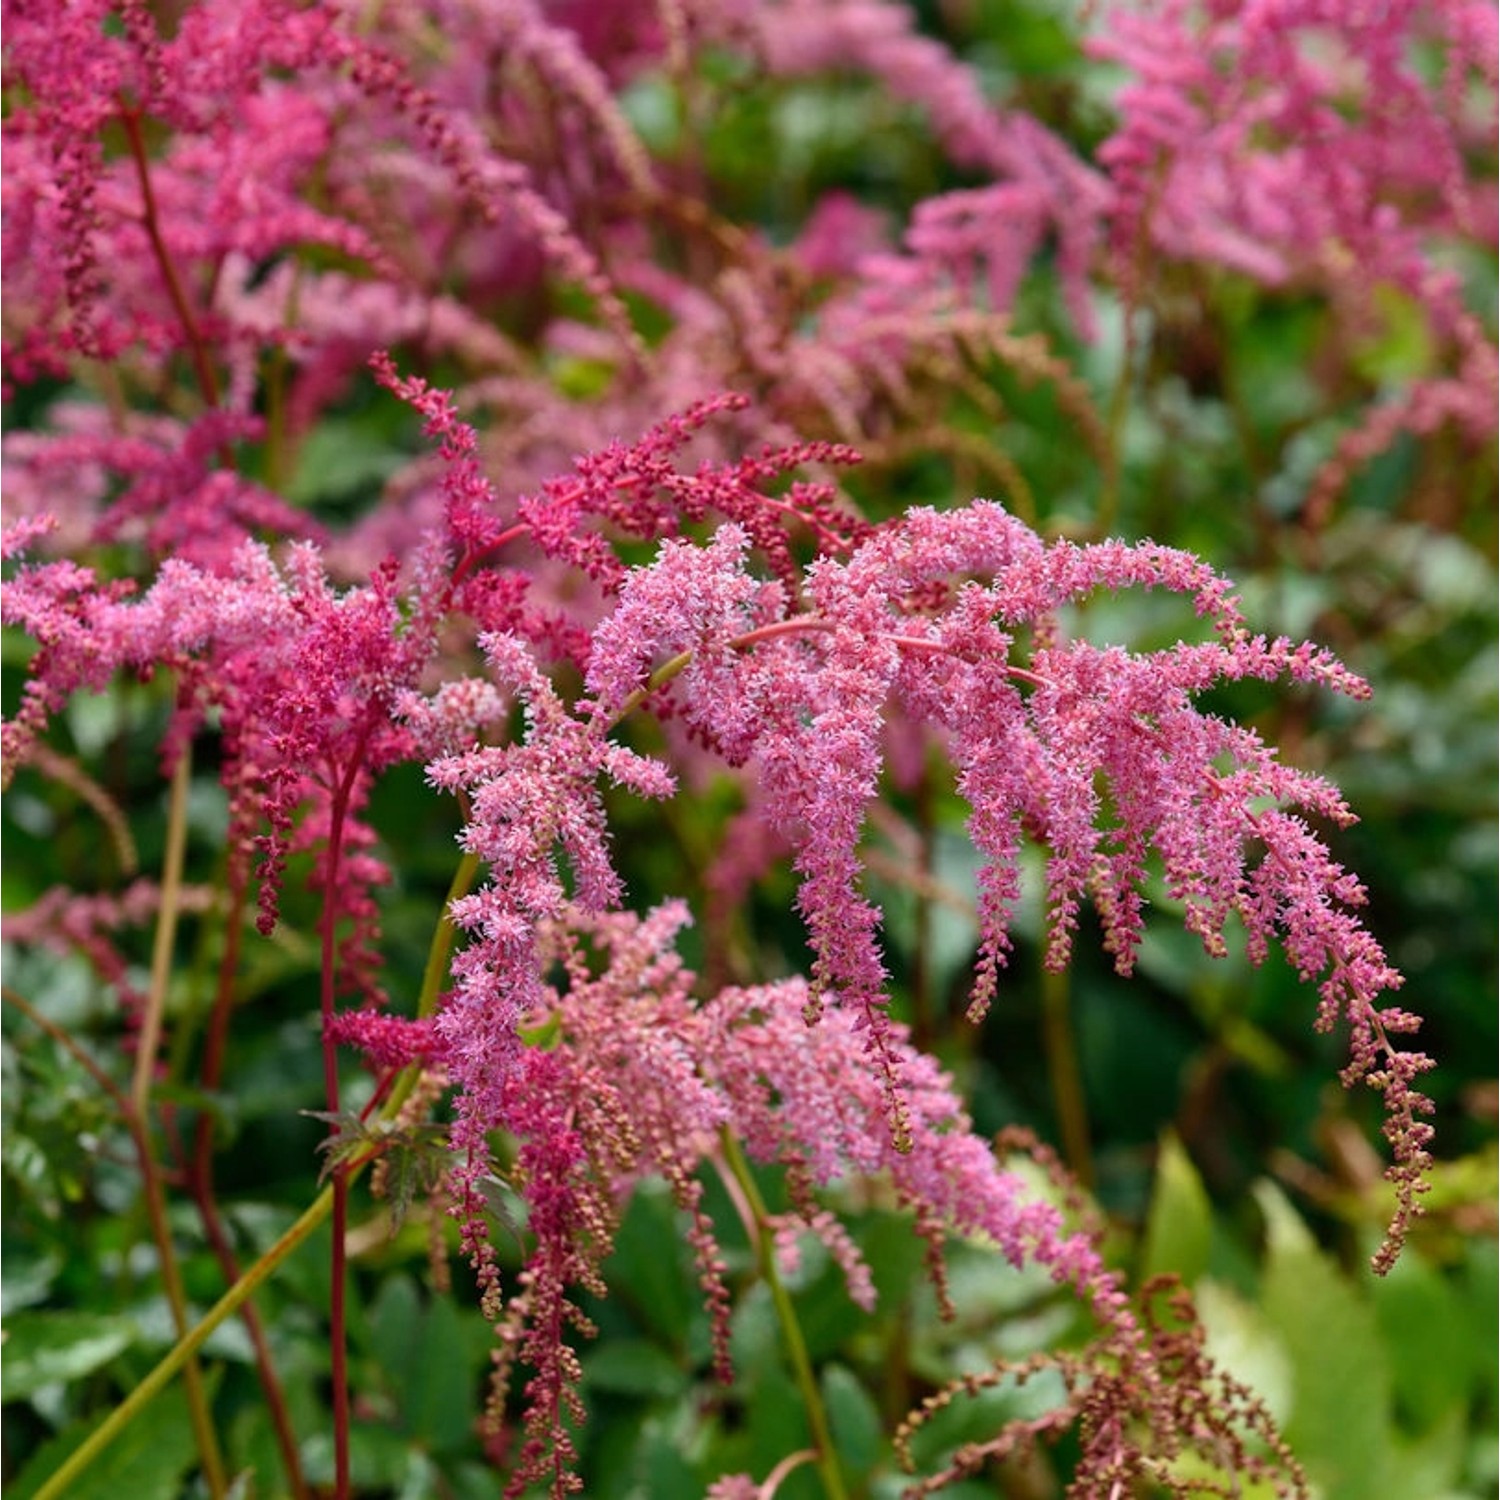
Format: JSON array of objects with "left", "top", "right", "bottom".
[{"left": 2, "top": 1, "right": 1496, "bottom": 1497}]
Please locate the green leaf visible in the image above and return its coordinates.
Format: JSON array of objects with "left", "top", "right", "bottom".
[
  {"left": 822, "top": 1361, "right": 883, "bottom": 1474},
  {"left": 606, "top": 1183, "right": 694, "bottom": 1348},
  {"left": 1256, "top": 1182, "right": 1395, "bottom": 1500},
  {"left": 377, "top": 1126, "right": 452, "bottom": 1236},
  {"left": 1194, "top": 1279, "right": 1294, "bottom": 1426},
  {"left": 6, "top": 1376, "right": 198, "bottom": 1500},
  {"left": 0, "top": 1245, "right": 61, "bottom": 1315},
  {"left": 622, "top": 1408, "right": 705, "bottom": 1498},
  {"left": 582, "top": 1338, "right": 688, "bottom": 1400},
  {"left": 403, "top": 1292, "right": 489, "bottom": 1453},
  {"left": 366, "top": 1275, "right": 489, "bottom": 1452},
  {"left": 302, "top": 1106, "right": 378, "bottom": 1182},
  {"left": 285, "top": 417, "right": 407, "bottom": 508},
  {"left": 0, "top": 1310, "right": 137, "bottom": 1402},
  {"left": 1369, "top": 1249, "right": 1475, "bottom": 1434},
  {"left": 1138, "top": 1131, "right": 1213, "bottom": 1286}
]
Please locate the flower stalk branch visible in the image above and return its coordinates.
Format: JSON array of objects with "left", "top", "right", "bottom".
[{"left": 718, "top": 1132, "right": 850, "bottom": 1500}]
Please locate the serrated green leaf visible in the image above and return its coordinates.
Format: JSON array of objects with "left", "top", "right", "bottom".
[
  {"left": 1381, "top": 1409, "right": 1468, "bottom": 1500},
  {"left": 1369, "top": 1249, "right": 1475, "bottom": 1434},
  {"left": 1139, "top": 1131, "right": 1213, "bottom": 1286},
  {"left": 822, "top": 1361, "right": 882, "bottom": 1473},
  {"left": 606, "top": 1184, "right": 693, "bottom": 1347},
  {"left": 302, "top": 1106, "right": 378, "bottom": 1183},
  {"left": 365, "top": 1275, "right": 490, "bottom": 1452},
  {"left": 583, "top": 1338, "right": 688, "bottom": 1400},
  {"left": 6, "top": 1374, "right": 198, "bottom": 1500},
  {"left": 0, "top": 1310, "right": 137, "bottom": 1402},
  {"left": 410, "top": 1294, "right": 488, "bottom": 1451},
  {"left": 1256, "top": 1182, "right": 1395, "bottom": 1500},
  {"left": 1194, "top": 1279, "right": 1294, "bottom": 1426},
  {"left": 475, "top": 1173, "right": 528, "bottom": 1255},
  {"left": 0, "top": 1245, "right": 61, "bottom": 1315},
  {"left": 517, "top": 1011, "right": 562, "bottom": 1049},
  {"left": 378, "top": 1127, "right": 452, "bottom": 1237}
]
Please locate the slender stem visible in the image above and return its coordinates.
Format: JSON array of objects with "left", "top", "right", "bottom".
[
  {"left": 29, "top": 1185, "right": 336, "bottom": 1500},
  {"left": 22, "top": 929, "right": 459, "bottom": 1500},
  {"left": 188, "top": 872, "right": 310, "bottom": 1500},
  {"left": 136, "top": 1104, "right": 230, "bottom": 1499},
  {"left": 718, "top": 1133, "right": 849, "bottom": 1500},
  {"left": 1094, "top": 161, "right": 1166, "bottom": 541},
  {"left": 4, "top": 988, "right": 125, "bottom": 1107},
  {"left": 381, "top": 847, "right": 481, "bottom": 1122},
  {"left": 911, "top": 768, "right": 935, "bottom": 1051},
  {"left": 122, "top": 744, "right": 228, "bottom": 1496},
  {"left": 133, "top": 744, "right": 191, "bottom": 1114},
  {"left": 603, "top": 621, "right": 1050, "bottom": 729},
  {"left": 1041, "top": 965, "right": 1095, "bottom": 1191},
  {"left": 420, "top": 850, "right": 481, "bottom": 1021},
  {"left": 4, "top": 988, "right": 228, "bottom": 1498},
  {"left": 320, "top": 753, "right": 367, "bottom": 1500},
  {"left": 118, "top": 105, "right": 224, "bottom": 419}
]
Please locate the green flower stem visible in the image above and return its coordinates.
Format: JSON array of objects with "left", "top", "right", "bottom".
[
  {"left": 137, "top": 1109, "right": 230, "bottom": 1500},
  {"left": 132, "top": 743, "right": 191, "bottom": 1115},
  {"left": 31, "top": 1184, "right": 333, "bottom": 1500},
  {"left": 30, "top": 839, "right": 489, "bottom": 1500},
  {"left": 1041, "top": 964, "right": 1094, "bottom": 1191},
  {"left": 117, "top": 743, "right": 228, "bottom": 1498},
  {"left": 606, "top": 647, "right": 693, "bottom": 726},
  {"left": 381, "top": 847, "right": 481, "bottom": 1122},
  {"left": 719, "top": 1132, "right": 849, "bottom": 1500}
]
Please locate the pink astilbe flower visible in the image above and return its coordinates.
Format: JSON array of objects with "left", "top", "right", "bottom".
[
  {"left": 0, "top": 878, "right": 216, "bottom": 1024},
  {"left": 470, "top": 902, "right": 1301, "bottom": 1494},
  {"left": 323, "top": 1009, "right": 447, "bottom": 1072},
  {"left": 422, "top": 631, "right": 675, "bottom": 1302},
  {"left": 375, "top": 361, "right": 867, "bottom": 646},
  {"left": 577, "top": 502, "right": 1431, "bottom": 1264},
  {"left": 514, "top": 394, "right": 865, "bottom": 593},
  {"left": 753, "top": 0, "right": 1108, "bottom": 330},
  {"left": 1, "top": 527, "right": 444, "bottom": 975},
  {"left": 4, "top": 406, "right": 322, "bottom": 570},
  {"left": 1093, "top": 0, "right": 1497, "bottom": 342}
]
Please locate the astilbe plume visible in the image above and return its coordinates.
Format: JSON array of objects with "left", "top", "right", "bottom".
[
  {"left": 1094, "top": 0, "right": 1495, "bottom": 324},
  {"left": 1091, "top": 0, "right": 1498, "bottom": 507},
  {"left": 304, "top": 464, "right": 1422, "bottom": 1487},
  {"left": 0, "top": 523, "right": 444, "bottom": 983},
  {"left": 3, "top": 396, "right": 1435, "bottom": 1493},
  {"left": 1, "top": 2, "right": 1479, "bottom": 1494},
  {"left": 583, "top": 502, "right": 1431, "bottom": 1265},
  {"left": 416, "top": 890, "right": 1307, "bottom": 1496}
]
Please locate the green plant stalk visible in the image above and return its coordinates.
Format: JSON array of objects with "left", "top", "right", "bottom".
[
  {"left": 719, "top": 1132, "right": 849, "bottom": 1500},
  {"left": 132, "top": 743, "right": 192, "bottom": 1115},
  {"left": 120, "top": 743, "right": 228, "bottom": 1497},
  {"left": 134, "top": 1109, "right": 230, "bottom": 1500},
  {"left": 6, "top": 980, "right": 228, "bottom": 1500},
  {"left": 26, "top": 813, "right": 477, "bottom": 1500},
  {"left": 381, "top": 847, "right": 481, "bottom": 1121},
  {"left": 30, "top": 1185, "right": 336, "bottom": 1500},
  {"left": 188, "top": 867, "right": 311, "bottom": 1500},
  {"left": 1041, "top": 964, "right": 1095, "bottom": 1191}
]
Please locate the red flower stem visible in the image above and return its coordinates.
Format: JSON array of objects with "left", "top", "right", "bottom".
[
  {"left": 189, "top": 870, "right": 310, "bottom": 1500},
  {"left": 3, "top": 987, "right": 229, "bottom": 1498},
  {"left": 730, "top": 615, "right": 1050, "bottom": 686},
  {"left": 117, "top": 106, "right": 234, "bottom": 467},
  {"left": 358, "top": 1066, "right": 400, "bottom": 1123},
  {"left": 320, "top": 739, "right": 373, "bottom": 1500},
  {"left": 452, "top": 522, "right": 533, "bottom": 585}
]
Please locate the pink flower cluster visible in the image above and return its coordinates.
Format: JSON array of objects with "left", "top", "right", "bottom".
[{"left": 3, "top": 0, "right": 1485, "bottom": 1493}]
